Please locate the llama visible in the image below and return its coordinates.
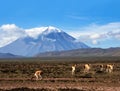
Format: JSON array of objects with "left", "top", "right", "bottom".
[
  {"left": 31, "top": 70, "right": 43, "bottom": 80},
  {"left": 71, "top": 64, "right": 76, "bottom": 75},
  {"left": 106, "top": 64, "right": 114, "bottom": 73},
  {"left": 99, "top": 64, "right": 104, "bottom": 72},
  {"left": 84, "top": 64, "right": 91, "bottom": 73}
]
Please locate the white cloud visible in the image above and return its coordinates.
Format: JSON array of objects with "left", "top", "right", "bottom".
[
  {"left": 68, "top": 22, "right": 120, "bottom": 45},
  {"left": 0, "top": 24, "right": 26, "bottom": 47},
  {"left": 0, "top": 24, "right": 60, "bottom": 47},
  {"left": 0, "top": 24, "right": 18, "bottom": 31},
  {"left": 92, "top": 40, "right": 99, "bottom": 45},
  {"left": 89, "top": 33, "right": 100, "bottom": 39},
  {"left": 25, "top": 27, "right": 47, "bottom": 39},
  {"left": 67, "top": 15, "right": 89, "bottom": 20},
  {"left": 0, "top": 24, "right": 63, "bottom": 47}
]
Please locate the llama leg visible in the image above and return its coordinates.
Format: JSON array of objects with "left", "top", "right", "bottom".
[
  {"left": 84, "top": 69, "right": 87, "bottom": 73},
  {"left": 39, "top": 75, "right": 42, "bottom": 80},
  {"left": 72, "top": 70, "right": 73, "bottom": 75},
  {"left": 72, "top": 70, "right": 75, "bottom": 75},
  {"left": 35, "top": 74, "right": 38, "bottom": 80}
]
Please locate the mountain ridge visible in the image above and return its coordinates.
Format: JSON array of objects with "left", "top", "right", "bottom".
[{"left": 36, "top": 47, "right": 120, "bottom": 57}]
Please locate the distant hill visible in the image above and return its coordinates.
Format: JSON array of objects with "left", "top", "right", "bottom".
[
  {"left": 0, "top": 53, "right": 22, "bottom": 58},
  {"left": 36, "top": 47, "right": 120, "bottom": 57}
]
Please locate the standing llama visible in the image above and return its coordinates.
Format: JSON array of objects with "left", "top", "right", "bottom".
[
  {"left": 84, "top": 64, "right": 91, "bottom": 73},
  {"left": 106, "top": 64, "right": 114, "bottom": 73},
  {"left": 71, "top": 64, "right": 76, "bottom": 76}
]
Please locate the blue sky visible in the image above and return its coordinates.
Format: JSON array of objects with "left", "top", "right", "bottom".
[
  {"left": 0, "top": 0, "right": 120, "bottom": 48},
  {"left": 1, "top": 0, "right": 120, "bottom": 28}
]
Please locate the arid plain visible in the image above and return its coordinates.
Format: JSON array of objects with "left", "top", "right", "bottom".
[{"left": 0, "top": 57, "right": 120, "bottom": 91}]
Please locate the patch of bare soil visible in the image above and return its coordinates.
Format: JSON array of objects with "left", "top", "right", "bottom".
[{"left": 0, "top": 78, "right": 120, "bottom": 91}]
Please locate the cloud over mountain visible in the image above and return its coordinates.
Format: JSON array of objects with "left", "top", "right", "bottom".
[
  {"left": 0, "top": 26, "right": 89, "bottom": 56},
  {"left": 69, "top": 22, "right": 120, "bottom": 47},
  {"left": 0, "top": 24, "right": 64, "bottom": 47},
  {"left": 0, "top": 24, "right": 26, "bottom": 47},
  {"left": 0, "top": 22, "right": 120, "bottom": 48}
]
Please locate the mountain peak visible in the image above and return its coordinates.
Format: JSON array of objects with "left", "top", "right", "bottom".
[
  {"left": 47, "top": 26, "right": 57, "bottom": 30},
  {"left": 26, "top": 26, "right": 63, "bottom": 39},
  {"left": 46, "top": 26, "right": 62, "bottom": 33}
]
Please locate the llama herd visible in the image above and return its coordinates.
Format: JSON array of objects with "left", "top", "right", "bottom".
[
  {"left": 72, "top": 64, "right": 114, "bottom": 75},
  {"left": 32, "top": 64, "right": 114, "bottom": 80}
]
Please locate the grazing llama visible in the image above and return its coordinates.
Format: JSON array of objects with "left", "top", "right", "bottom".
[
  {"left": 31, "top": 70, "right": 43, "bottom": 80},
  {"left": 84, "top": 64, "right": 91, "bottom": 73},
  {"left": 99, "top": 64, "right": 104, "bottom": 72},
  {"left": 106, "top": 64, "right": 114, "bottom": 73},
  {"left": 71, "top": 64, "right": 76, "bottom": 76}
]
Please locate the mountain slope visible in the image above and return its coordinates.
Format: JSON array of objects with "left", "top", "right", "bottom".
[
  {"left": 0, "top": 26, "right": 89, "bottom": 56},
  {"left": 36, "top": 48, "right": 120, "bottom": 57}
]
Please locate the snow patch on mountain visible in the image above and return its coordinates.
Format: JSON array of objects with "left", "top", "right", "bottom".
[{"left": 25, "top": 26, "right": 62, "bottom": 39}]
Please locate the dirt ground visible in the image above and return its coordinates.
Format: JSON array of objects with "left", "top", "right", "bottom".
[{"left": 0, "top": 78, "right": 120, "bottom": 91}]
